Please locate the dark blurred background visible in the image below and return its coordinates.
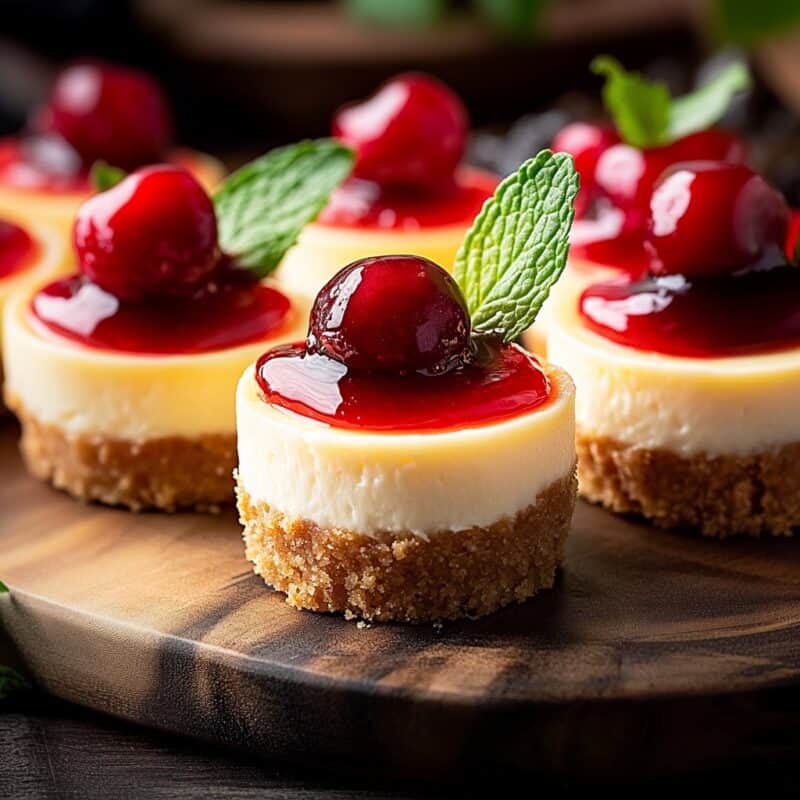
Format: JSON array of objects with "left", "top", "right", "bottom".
[{"left": 2, "top": 0, "right": 800, "bottom": 194}]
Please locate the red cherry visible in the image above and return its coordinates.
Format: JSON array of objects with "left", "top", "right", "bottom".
[
  {"left": 594, "top": 129, "right": 747, "bottom": 214},
  {"left": 308, "top": 255, "right": 471, "bottom": 374},
  {"left": 552, "top": 122, "right": 618, "bottom": 211},
  {"left": 36, "top": 62, "right": 173, "bottom": 170},
  {"left": 332, "top": 73, "right": 467, "bottom": 190},
  {"left": 646, "top": 161, "right": 790, "bottom": 278},
  {"left": 74, "top": 165, "right": 219, "bottom": 302}
]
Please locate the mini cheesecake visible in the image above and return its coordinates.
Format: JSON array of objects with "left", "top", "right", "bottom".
[
  {"left": 237, "top": 255, "right": 576, "bottom": 622},
  {"left": 548, "top": 161, "right": 800, "bottom": 537},
  {"left": 3, "top": 140, "right": 351, "bottom": 510},
  {"left": 0, "top": 61, "right": 223, "bottom": 237},
  {"left": 0, "top": 216, "right": 69, "bottom": 401},
  {"left": 524, "top": 58, "right": 750, "bottom": 356},
  {"left": 275, "top": 73, "right": 497, "bottom": 300}
]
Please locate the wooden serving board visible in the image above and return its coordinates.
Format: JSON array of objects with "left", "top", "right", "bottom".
[{"left": 3, "top": 421, "right": 800, "bottom": 782}]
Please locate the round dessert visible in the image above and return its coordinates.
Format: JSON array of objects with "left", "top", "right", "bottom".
[
  {"left": 237, "top": 255, "right": 576, "bottom": 622},
  {"left": 0, "top": 215, "right": 69, "bottom": 403},
  {"left": 0, "top": 61, "right": 224, "bottom": 237},
  {"left": 275, "top": 73, "right": 498, "bottom": 300},
  {"left": 547, "top": 160, "right": 800, "bottom": 537},
  {"left": 523, "top": 57, "right": 750, "bottom": 355},
  {"left": 1, "top": 143, "right": 352, "bottom": 510}
]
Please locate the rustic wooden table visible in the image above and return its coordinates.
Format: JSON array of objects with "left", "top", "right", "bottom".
[{"left": 3, "top": 693, "right": 800, "bottom": 798}]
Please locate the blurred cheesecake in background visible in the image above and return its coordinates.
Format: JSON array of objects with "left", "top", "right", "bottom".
[
  {"left": 0, "top": 61, "right": 224, "bottom": 237},
  {"left": 276, "top": 73, "right": 497, "bottom": 300}
]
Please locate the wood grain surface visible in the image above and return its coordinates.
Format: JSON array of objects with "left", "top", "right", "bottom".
[{"left": 2, "top": 421, "right": 800, "bottom": 782}]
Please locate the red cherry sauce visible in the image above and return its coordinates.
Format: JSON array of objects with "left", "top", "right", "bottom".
[
  {"left": 0, "top": 219, "right": 38, "bottom": 279},
  {"left": 255, "top": 341, "right": 551, "bottom": 433},
  {"left": 787, "top": 210, "right": 800, "bottom": 261},
  {"left": 317, "top": 168, "right": 497, "bottom": 231},
  {"left": 30, "top": 274, "right": 292, "bottom": 355},
  {"left": 579, "top": 268, "right": 800, "bottom": 358}
]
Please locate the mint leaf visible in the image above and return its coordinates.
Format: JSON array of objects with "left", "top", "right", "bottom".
[
  {"left": 668, "top": 61, "right": 751, "bottom": 141},
  {"left": 90, "top": 160, "right": 127, "bottom": 192},
  {"left": 214, "top": 140, "right": 354, "bottom": 279},
  {"left": 0, "top": 665, "right": 31, "bottom": 701},
  {"left": 453, "top": 150, "right": 578, "bottom": 342},
  {"left": 0, "top": 581, "right": 7, "bottom": 593},
  {"left": 592, "top": 56, "right": 671, "bottom": 148},
  {"left": 592, "top": 56, "right": 750, "bottom": 148}
]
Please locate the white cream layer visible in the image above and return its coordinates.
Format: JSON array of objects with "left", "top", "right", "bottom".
[
  {"left": 3, "top": 283, "right": 309, "bottom": 440},
  {"left": 236, "top": 362, "right": 576, "bottom": 536},
  {"left": 547, "top": 282, "right": 800, "bottom": 457}
]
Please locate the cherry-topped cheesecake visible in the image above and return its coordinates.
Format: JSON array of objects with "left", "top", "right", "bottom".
[
  {"left": 0, "top": 61, "right": 223, "bottom": 236},
  {"left": 3, "top": 140, "right": 353, "bottom": 510},
  {"left": 0, "top": 216, "right": 68, "bottom": 401},
  {"left": 547, "top": 159, "right": 800, "bottom": 537},
  {"left": 237, "top": 151, "right": 579, "bottom": 622},
  {"left": 524, "top": 58, "right": 750, "bottom": 354},
  {"left": 275, "top": 73, "right": 498, "bottom": 300}
]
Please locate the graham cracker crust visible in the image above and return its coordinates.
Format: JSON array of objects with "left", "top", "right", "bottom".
[
  {"left": 237, "top": 470, "right": 577, "bottom": 622},
  {"left": 8, "top": 398, "right": 235, "bottom": 511},
  {"left": 578, "top": 432, "right": 800, "bottom": 537}
]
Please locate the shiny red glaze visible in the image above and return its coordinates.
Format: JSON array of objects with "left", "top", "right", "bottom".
[
  {"left": 333, "top": 73, "right": 467, "bottom": 191},
  {"left": 317, "top": 168, "right": 497, "bottom": 230},
  {"left": 73, "top": 165, "right": 219, "bottom": 302},
  {"left": 0, "top": 219, "right": 37, "bottom": 279},
  {"left": 787, "top": 210, "right": 800, "bottom": 261},
  {"left": 35, "top": 62, "right": 173, "bottom": 170},
  {"left": 309, "top": 255, "right": 471, "bottom": 374},
  {"left": 579, "top": 268, "right": 800, "bottom": 357},
  {"left": 646, "top": 162, "right": 790, "bottom": 278},
  {"left": 256, "top": 341, "right": 551, "bottom": 433},
  {"left": 31, "top": 274, "right": 291, "bottom": 355}
]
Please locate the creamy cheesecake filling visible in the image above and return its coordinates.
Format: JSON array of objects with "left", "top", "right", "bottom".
[
  {"left": 275, "top": 221, "right": 473, "bottom": 301},
  {"left": 3, "top": 285, "right": 309, "bottom": 440},
  {"left": 236, "top": 363, "right": 575, "bottom": 537},
  {"left": 547, "top": 283, "right": 800, "bottom": 457}
]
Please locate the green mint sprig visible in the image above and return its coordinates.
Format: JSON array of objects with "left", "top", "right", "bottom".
[
  {"left": 90, "top": 160, "right": 127, "bottom": 192},
  {"left": 0, "top": 666, "right": 32, "bottom": 702},
  {"left": 453, "top": 150, "right": 578, "bottom": 342},
  {"left": 0, "top": 580, "right": 8, "bottom": 593},
  {"left": 214, "top": 139, "right": 354, "bottom": 279},
  {"left": 591, "top": 56, "right": 750, "bottom": 149}
]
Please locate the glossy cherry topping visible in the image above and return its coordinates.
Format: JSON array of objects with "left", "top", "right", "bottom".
[
  {"left": 580, "top": 269, "right": 800, "bottom": 358},
  {"left": 256, "top": 340, "right": 551, "bottom": 433},
  {"left": 646, "top": 162, "right": 790, "bottom": 278},
  {"left": 31, "top": 274, "right": 291, "bottom": 355},
  {"left": 309, "top": 255, "right": 471, "bottom": 374},
  {"left": 333, "top": 73, "right": 467, "bottom": 191},
  {"left": 567, "top": 127, "right": 747, "bottom": 273},
  {"left": 35, "top": 62, "right": 173, "bottom": 171},
  {"left": 0, "top": 219, "right": 37, "bottom": 279},
  {"left": 317, "top": 168, "right": 497, "bottom": 230},
  {"left": 74, "top": 165, "right": 219, "bottom": 302}
]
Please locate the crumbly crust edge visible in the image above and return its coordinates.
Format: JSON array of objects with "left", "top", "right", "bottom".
[
  {"left": 6, "top": 393, "right": 236, "bottom": 512},
  {"left": 237, "top": 470, "right": 577, "bottom": 623},
  {"left": 577, "top": 431, "right": 800, "bottom": 538}
]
